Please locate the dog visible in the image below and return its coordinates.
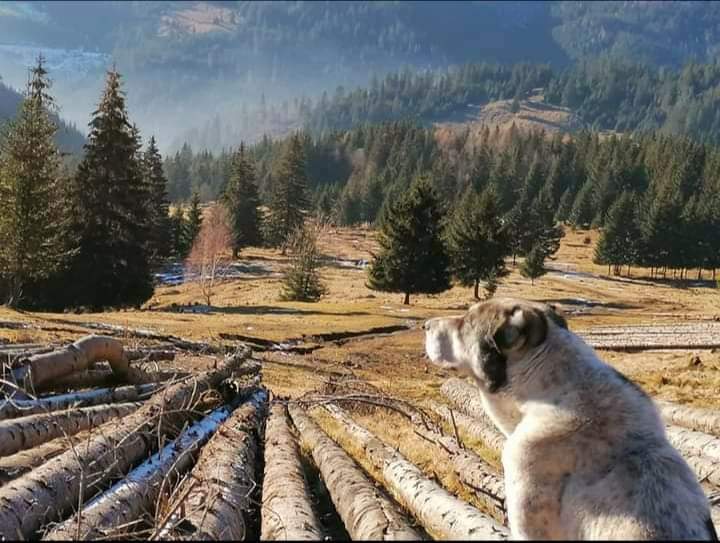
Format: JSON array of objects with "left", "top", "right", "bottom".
[{"left": 424, "top": 297, "right": 718, "bottom": 540}]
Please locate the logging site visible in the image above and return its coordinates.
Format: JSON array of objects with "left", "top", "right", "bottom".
[
  {"left": 1, "top": 227, "right": 720, "bottom": 540},
  {"left": 5, "top": 1, "right": 720, "bottom": 540}
]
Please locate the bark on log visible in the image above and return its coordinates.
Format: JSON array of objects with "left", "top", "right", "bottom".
[
  {"left": 441, "top": 378, "right": 494, "bottom": 425},
  {"left": 261, "top": 403, "right": 325, "bottom": 541},
  {"left": 656, "top": 400, "right": 720, "bottom": 437},
  {"left": 684, "top": 454, "right": 720, "bottom": 489},
  {"left": 406, "top": 409, "right": 506, "bottom": 523},
  {"left": 0, "top": 346, "right": 252, "bottom": 540},
  {"left": 0, "top": 384, "right": 158, "bottom": 420},
  {"left": 37, "top": 369, "right": 191, "bottom": 393},
  {"left": 288, "top": 404, "right": 421, "bottom": 540},
  {"left": 0, "top": 428, "right": 93, "bottom": 485},
  {"left": 126, "top": 349, "right": 176, "bottom": 362},
  {"left": 429, "top": 401, "right": 507, "bottom": 453},
  {"left": 12, "top": 336, "right": 131, "bottom": 392},
  {"left": 666, "top": 425, "right": 720, "bottom": 463},
  {"left": 324, "top": 404, "right": 508, "bottom": 540},
  {"left": 157, "top": 388, "right": 268, "bottom": 540},
  {"left": 0, "top": 402, "right": 141, "bottom": 458},
  {"left": 44, "top": 403, "right": 241, "bottom": 540}
]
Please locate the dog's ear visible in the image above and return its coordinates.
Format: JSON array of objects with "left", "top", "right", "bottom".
[{"left": 493, "top": 306, "right": 548, "bottom": 351}]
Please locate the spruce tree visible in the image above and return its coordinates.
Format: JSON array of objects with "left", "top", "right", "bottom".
[
  {"left": 185, "top": 191, "right": 203, "bottom": 253},
  {"left": 143, "top": 136, "right": 171, "bottom": 266},
  {"left": 520, "top": 243, "right": 547, "bottom": 286},
  {"left": 593, "top": 191, "right": 639, "bottom": 275},
  {"left": 66, "top": 67, "right": 152, "bottom": 309},
  {"left": 223, "top": 143, "right": 261, "bottom": 257},
  {"left": 168, "top": 205, "right": 189, "bottom": 259},
  {"left": 446, "top": 186, "right": 509, "bottom": 299},
  {"left": 280, "top": 223, "right": 327, "bottom": 302},
  {"left": 0, "top": 57, "right": 67, "bottom": 307},
  {"left": 266, "top": 133, "right": 309, "bottom": 253},
  {"left": 367, "top": 174, "right": 451, "bottom": 305}
]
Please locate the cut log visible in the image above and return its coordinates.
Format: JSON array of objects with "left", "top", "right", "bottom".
[
  {"left": 0, "top": 384, "right": 158, "bottom": 420},
  {"left": 666, "top": 425, "right": 720, "bottom": 464},
  {"left": 684, "top": 454, "right": 720, "bottom": 489},
  {"left": 37, "top": 368, "right": 191, "bottom": 393},
  {"left": 288, "top": 404, "right": 421, "bottom": 540},
  {"left": 405, "top": 408, "right": 506, "bottom": 523},
  {"left": 441, "top": 378, "right": 494, "bottom": 424},
  {"left": 656, "top": 400, "right": 720, "bottom": 437},
  {"left": 0, "top": 428, "right": 93, "bottom": 485},
  {"left": 0, "top": 402, "right": 141, "bottom": 458},
  {"left": 324, "top": 404, "right": 508, "bottom": 540},
  {"left": 429, "top": 400, "right": 507, "bottom": 453},
  {"left": 157, "top": 388, "right": 268, "bottom": 540},
  {"left": 44, "top": 401, "right": 243, "bottom": 540},
  {"left": 261, "top": 402, "right": 325, "bottom": 541},
  {"left": 125, "top": 349, "right": 176, "bottom": 362},
  {"left": 0, "top": 346, "right": 253, "bottom": 540},
  {"left": 12, "top": 336, "right": 130, "bottom": 392}
]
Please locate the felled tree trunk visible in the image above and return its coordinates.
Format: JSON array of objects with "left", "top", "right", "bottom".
[
  {"left": 288, "top": 404, "right": 421, "bottom": 540},
  {"left": 406, "top": 407, "right": 506, "bottom": 523},
  {"left": 440, "top": 378, "right": 493, "bottom": 424},
  {"left": 683, "top": 453, "right": 720, "bottom": 488},
  {"left": 0, "top": 346, "right": 253, "bottom": 540},
  {"left": 0, "top": 402, "right": 141, "bottom": 457},
  {"left": 12, "top": 335, "right": 130, "bottom": 392},
  {"left": 324, "top": 404, "right": 508, "bottom": 540},
  {"left": 261, "top": 403, "right": 325, "bottom": 541},
  {"left": 429, "top": 400, "right": 507, "bottom": 453},
  {"left": 158, "top": 388, "right": 268, "bottom": 540},
  {"left": 0, "top": 383, "right": 158, "bottom": 420},
  {"left": 665, "top": 425, "right": 720, "bottom": 463},
  {"left": 44, "top": 403, "right": 241, "bottom": 540},
  {"left": 656, "top": 400, "right": 720, "bottom": 437},
  {"left": 38, "top": 368, "right": 191, "bottom": 393}
]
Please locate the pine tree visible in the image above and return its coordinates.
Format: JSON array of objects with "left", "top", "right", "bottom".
[
  {"left": 520, "top": 243, "right": 546, "bottom": 285},
  {"left": 266, "top": 133, "right": 310, "bottom": 253},
  {"left": 280, "top": 223, "right": 327, "bottom": 302},
  {"left": 223, "top": 143, "right": 261, "bottom": 257},
  {"left": 185, "top": 191, "right": 203, "bottom": 253},
  {"left": 168, "top": 205, "right": 189, "bottom": 259},
  {"left": 0, "top": 57, "right": 68, "bottom": 307},
  {"left": 66, "top": 67, "right": 152, "bottom": 309},
  {"left": 593, "top": 191, "right": 640, "bottom": 275},
  {"left": 367, "top": 174, "right": 451, "bottom": 305},
  {"left": 446, "top": 186, "right": 509, "bottom": 299},
  {"left": 143, "top": 136, "right": 171, "bottom": 267}
]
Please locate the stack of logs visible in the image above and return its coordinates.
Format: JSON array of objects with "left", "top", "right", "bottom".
[{"left": 1, "top": 336, "right": 720, "bottom": 540}]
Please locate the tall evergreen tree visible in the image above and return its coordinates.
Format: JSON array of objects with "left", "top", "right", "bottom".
[
  {"left": 143, "top": 136, "right": 171, "bottom": 266},
  {"left": 185, "top": 191, "right": 203, "bottom": 253},
  {"left": 66, "top": 67, "right": 152, "bottom": 309},
  {"left": 367, "top": 174, "right": 451, "bottom": 305},
  {"left": 0, "top": 57, "right": 67, "bottom": 306},
  {"left": 223, "top": 143, "right": 261, "bottom": 257},
  {"left": 168, "top": 205, "right": 189, "bottom": 259},
  {"left": 593, "top": 191, "right": 640, "bottom": 275},
  {"left": 266, "top": 133, "right": 310, "bottom": 253},
  {"left": 446, "top": 186, "right": 510, "bottom": 299}
]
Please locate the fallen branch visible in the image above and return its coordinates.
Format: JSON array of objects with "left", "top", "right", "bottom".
[
  {"left": 0, "top": 402, "right": 141, "bottom": 457},
  {"left": 324, "top": 403, "right": 508, "bottom": 540},
  {"left": 45, "top": 403, "right": 240, "bottom": 540},
  {"left": 0, "top": 346, "right": 253, "bottom": 540},
  {"left": 12, "top": 336, "right": 131, "bottom": 392},
  {"left": 656, "top": 400, "right": 720, "bottom": 437},
  {"left": 261, "top": 402, "right": 325, "bottom": 541},
  {"left": 0, "top": 384, "right": 158, "bottom": 420},
  {"left": 288, "top": 403, "right": 421, "bottom": 540},
  {"left": 156, "top": 388, "right": 268, "bottom": 540}
]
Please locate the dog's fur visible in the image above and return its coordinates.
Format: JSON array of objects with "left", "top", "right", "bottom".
[{"left": 424, "top": 297, "right": 718, "bottom": 540}]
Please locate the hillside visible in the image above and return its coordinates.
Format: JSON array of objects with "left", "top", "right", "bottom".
[{"left": 5, "top": 1, "right": 720, "bottom": 151}]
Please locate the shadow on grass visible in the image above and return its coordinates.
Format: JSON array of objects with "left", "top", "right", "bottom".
[{"left": 209, "top": 305, "right": 374, "bottom": 317}]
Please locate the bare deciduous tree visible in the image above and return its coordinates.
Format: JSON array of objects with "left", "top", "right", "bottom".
[{"left": 185, "top": 205, "right": 232, "bottom": 306}]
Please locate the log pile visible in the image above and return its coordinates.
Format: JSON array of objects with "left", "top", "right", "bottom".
[{"left": 1, "top": 333, "right": 720, "bottom": 540}]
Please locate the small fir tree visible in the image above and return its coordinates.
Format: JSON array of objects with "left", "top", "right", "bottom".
[
  {"left": 520, "top": 243, "right": 547, "bottom": 285},
  {"left": 223, "top": 143, "right": 262, "bottom": 257},
  {"left": 280, "top": 223, "right": 327, "bottom": 302}
]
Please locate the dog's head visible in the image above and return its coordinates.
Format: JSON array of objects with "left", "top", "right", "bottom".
[{"left": 424, "top": 298, "right": 567, "bottom": 393}]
